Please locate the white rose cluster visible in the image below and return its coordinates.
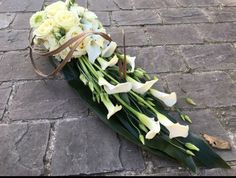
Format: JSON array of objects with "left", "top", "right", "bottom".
[{"left": 30, "top": 0, "right": 117, "bottom": 62}]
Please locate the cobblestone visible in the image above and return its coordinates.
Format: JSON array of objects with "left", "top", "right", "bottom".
[{"left": 0, "top": 0, "right": 235, "bottom": 176}]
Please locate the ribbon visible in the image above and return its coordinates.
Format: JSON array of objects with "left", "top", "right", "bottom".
[{"left": 28, "top": 29, "right": 127, "bottom": 78}]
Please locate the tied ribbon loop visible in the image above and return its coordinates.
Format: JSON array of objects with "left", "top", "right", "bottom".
[{"left": 28, "top": 29, "right": 127, "bottom": 79}]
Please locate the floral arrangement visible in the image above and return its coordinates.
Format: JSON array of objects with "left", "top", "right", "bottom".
[{"left": 29, "top": 0, "right": 230, "bottom": 172}]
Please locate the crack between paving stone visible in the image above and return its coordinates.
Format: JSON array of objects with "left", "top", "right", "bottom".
[
  {"left": 15, "top": 123, "right": 29, "bottom": 148},
  {"left": 43, "top": 121, "right": 56, "bottom": 176},
  {"left": 116, "top": 134, "right": 125, "bottom": 171},
  {"left": 0, "top": 83, "right": 13, "bottom": 122}
]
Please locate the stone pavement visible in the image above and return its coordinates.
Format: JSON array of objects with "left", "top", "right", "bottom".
[{"left": 0, "top": 0, "right": 236, "bottom": 176}]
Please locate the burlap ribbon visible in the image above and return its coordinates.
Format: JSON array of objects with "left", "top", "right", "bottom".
[{"left": 28, "top": 29, "right": 127, "bottom": 78}]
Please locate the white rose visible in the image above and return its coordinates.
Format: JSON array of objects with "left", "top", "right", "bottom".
[
  {"left": 34, "top": 19, "right": 55, "bottom": 38},
  {"left": 30, "top": 11, "right": 46, "bottom": 28},
  {"left": 43, "top": 35, "right": 59, "bottom": 51},
  {"left": 45, "top": 1, "right": 67, "bottom": 18},
  {"left": 54, "top": 10, "right": 80, "bottom": 31}
]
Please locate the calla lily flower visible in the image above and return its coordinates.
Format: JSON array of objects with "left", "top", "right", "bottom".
[
  {"left": 156, "top": 112, "right": 189, "bottom": 139},
  {"left": 136, "top": 113, "right": 160, "bottom": 139},
  {"left": 120, "top": 55, "right": 136, "bottom": 72},
  {"left": 98, "top": 77, "right": 132, "bottom": 95},
  {"left": 126, "top": 76, "right": 158, "bottom": 95},
  {"left": 97, "top": 55, "right": 119, "bottom": 70},
  {"left": 101, "top": 41, "right": 117, "bottom": 58},
  {"left": 150, "top": 89, "right": 177, "bottom": 107},
  {"left": 101, "top": 94, "right": 122, "bottom": 119}
]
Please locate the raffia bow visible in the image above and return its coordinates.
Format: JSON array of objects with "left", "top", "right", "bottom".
[{"left": 28, "top": 29, "right": 128, "bottom": 78}]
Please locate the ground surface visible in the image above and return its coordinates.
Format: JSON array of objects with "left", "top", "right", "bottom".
[{"left": 0, "top": 0, "right": 236, "bottom": 176}]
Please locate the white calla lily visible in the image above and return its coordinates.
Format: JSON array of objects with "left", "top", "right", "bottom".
[
  {"left": 98, "top": 77, "right": 132, "bottom": 95},
  {"left": 101, "top": 41, "right": 117, "bottom": 58},
  {"left": 136, "top": 113, "right": 160, "bottom": 139},
  {"left": 156, "top": 112, "right": 189, "bottom": 139},
  {"left": 85, "top": 40, "right": 101, "bottom": 63},
  {"left": 150, "top": 89, "right": 177, "bottom": 107},
  {"left": 127, "top": 76, "right": 158, "bottom": 95},
  {"left": 120, "top": 55, "right": 136, "bottom": 72},
  {"left": 97, "top": 55, "right": 118, "bottom": 70},
  {"left": 101, "top": 94, "right": 122, "bottom": 119}
]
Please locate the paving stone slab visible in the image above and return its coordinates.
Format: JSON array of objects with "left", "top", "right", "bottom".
[
  {"left": 126, "top": 46, "right": 187, "bottom": 73},
  {"left": 11, "top": 13, "right": 33, "bottom": 30},
  {"left": 196, "top": 23, "right": 236, "bottom": 42},
  {"left": 0, "top": 30, "right": 29, "bottom": 51},
  {"left": 180, "top": 44, "right": 236, "bottom": 71},
  {"left": 51, "top": 117, "right": 123, "bottom": 175},
  {"left": 119, "top": 137, "right": 145, "bottom": 171},
  {"left": 0, "top": 82, "right": 12, "bottom": 119},
  {"left": 112, "top": 10, "right": 161, "bottom": 26},
  {"left": 133, "top": 0, "right": 177, "bottom": 9},
  {"left": 107, "top": 27, "right": 149, "bottom": 46},
  {"left": 45, "top": 0, "right": 87, "bottom": 7},
  {"left": 177, "top": 0, "right": 220, "bottom": 7},
  {"left": 166, "top": 71, "right": 236, "bottom": 109},
  {"left": 205, "top": 7, "right": 236, "bottom": 23},
  {"left": 8, "top": 80, "right": 88, "bottom": 120},
  {"left": 0, "top": 51, "right": 59, "bottom": 81},
  {"left": 0, "top": 122, "right": 50, "bottom": 176},
  {"left": 0, "top": 0, "right": 44, "bottom": 12},
  {"left": 0, "top": 13, "right": 15, "bottom": 29},
  {"left": 88, "top": 0, "right": 119, "bottom": 11},
  {"left": 146, "top": 25, "right": 203, "bottom": 45},
  {"left": 95, "top": 12, "right": 110, "bottom": 26},
  {"left": 159, "top": 8, "right": 209, "bottom": 24},
  {"left": 219, "top": 0, "right": 236, "bottom": 6}
]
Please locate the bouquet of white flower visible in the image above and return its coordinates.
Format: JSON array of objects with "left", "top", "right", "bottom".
[{"left": 29, "top": 0, "right": 230, "bottom": 172}]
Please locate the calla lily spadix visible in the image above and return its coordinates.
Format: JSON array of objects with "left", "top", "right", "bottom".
[
  {"left": 150, "top": 89, "right": 177, "bottom": 107},
  {"left": 136, "top": 113, "right": 160, "bottom": 139},
  {"left": 156, "top": 112, "right": 189, "bottom": 139},
  {"left": 101, "top": 41, "right": 117, "bottom": 58},
  {"left": 97, "top": 55, "right": 119, "bottom": 70},
  {"left": 100, "top": 94, "right": 122, "bottom": 119},
  {"left": 126, "top": 76, "right": 158, "bottom": 95},
  {"left": 98, "top": 77, "right": 132, "bottom": 95}
]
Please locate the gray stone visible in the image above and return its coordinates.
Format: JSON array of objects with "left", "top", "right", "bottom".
[
  {"left": 112, "top": 10, "right": 161, "bottom": 26},
  {"left": 0, "top": 122, "right": 50, "bottom": 176},
  {"left": 146, "top": 25, "right": 203, "bottom": 45},
  {"left": 95, "top": 12, "right": 110, "bottom": 26},
  {"left": 0, "top": 82, "right": 12, "bottom": 118},
  {"left": 8, "top": 80, "right": 88, "bottom": 120},
  {"left": 45, "top": 0, "right": 87, "bottom": 7},
  {"left": 113, "top": 0, "right": 133, "bottom": 10},
  {"left": 196, "top": 23, "right": 236, "bottom": 42},
  {"left": 177, "top": 0, "right": 220, "bottom": 7},
  {"left": 159, "top": 8, "right": 209, "bottom": 24},
  {"left": 166, "top": 71, "right": 236, "bottom": 109},
  {"left": 12, "top": 13, "right": 33, "bottom": 30},
  {"left": 0, "top": 0, "right": 44, "bottom": 12},
  {"left": 88, "top": 0, "right": 119, "bottom": 11},
  {"left": 216, "top": 107, "right": 236, "bottom": 132},
  {"left": 119, "top": 137, "right": 145, "bottom": 171},
  {"left": 0, "top": 30, "right": 29, "bottom": 51},
  {"left": 126, "top": 46, "right": 187, "bottom": 73},
  {"left": 133, "top": 0, "right": 177, "bottom": 9},
  {"left": 0, "top": 13, "right": 15, "bottom": 29},
  {"left": 163, "top": 109, "right": 236, "bottom": 163},
  {"left": 0, "top": 51, "right": 58, "bottom": 81},
  {"left": 107, "top": 27, "right": 149, "bottom": 46},
  {"left": 219, "top": 0, "right": 236, "bottom": 6},
  {"left": 180, "top": 44, "right": 236, "bottom": 71},
  {"left": 51, "top": 117, "right": 123, "bottom": 175},
  {"left": 205, "top": 7, "right": 236, "bottom": 22},
  {"left": 197, "top": 166, "right": 236, "bottom": 176}
]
